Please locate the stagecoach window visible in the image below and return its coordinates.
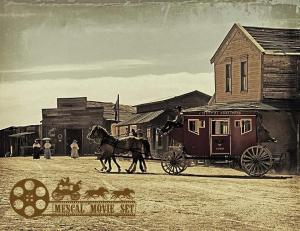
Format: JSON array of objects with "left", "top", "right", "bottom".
[
  {"left": 188, "top": 119, "right": 199, "bottom": 135},
  {"left": 235, "top": 120, "right": 240, "bottom": 127},
  {"left": 200, "top": 120, "right": 205, "bottom": 128},
  {"left": 241, "top": 119, "right": 252, "bottom": 134},
  {"left": 212, "top": 120, "right": 229, "bottom": 135}
]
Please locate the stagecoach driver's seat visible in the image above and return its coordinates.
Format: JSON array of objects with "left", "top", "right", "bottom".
[{"left": 159, "top": 105, "right": 183, "bottom": 134}]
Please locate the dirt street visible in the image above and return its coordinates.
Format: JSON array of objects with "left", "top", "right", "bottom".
[{"left": 0, "top": 157, "right": 299, "bottom": 231}]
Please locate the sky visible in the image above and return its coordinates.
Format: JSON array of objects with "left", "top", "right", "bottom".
[{"left": 0, "top": 0, "right": 299, "bottom": 128}]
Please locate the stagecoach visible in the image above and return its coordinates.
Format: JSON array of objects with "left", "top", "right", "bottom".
[{"left": 161, "top": 110, "right": 276, "bottom": 177}]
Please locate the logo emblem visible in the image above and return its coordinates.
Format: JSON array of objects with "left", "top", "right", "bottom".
[{"left": 10, "top": 179, "right": 50, "bottom": 218}]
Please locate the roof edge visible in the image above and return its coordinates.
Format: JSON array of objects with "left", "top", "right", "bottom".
[{"left": 210, "top": 23, "right": 265, "bottom": 64}]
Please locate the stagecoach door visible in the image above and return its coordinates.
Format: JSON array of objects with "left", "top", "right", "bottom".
[{"left": 210, "top": 119, "right": 231, "bottom": 155}]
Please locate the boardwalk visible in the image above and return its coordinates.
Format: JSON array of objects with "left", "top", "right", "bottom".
[{"left": 0, "top": 157, "right": 299, "bottom": 230}]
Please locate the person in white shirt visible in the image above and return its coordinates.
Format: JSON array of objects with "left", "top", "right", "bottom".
[
  {"left": 44, "top": 140, "right": 52, "bottom": 159},
  {"left": 70, "top": 140, "right": 79, "bottom": 159}
]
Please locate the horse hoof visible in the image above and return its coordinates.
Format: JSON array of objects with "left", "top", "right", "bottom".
[
  {"left": 118, "top": 168, "right": 121, "bottom": 173},
  {"left": 106, "top": 169, "right": 111, "bottom": 173},
  {"left": 125, "top": 169, "right": 132, "bottom": 174}
]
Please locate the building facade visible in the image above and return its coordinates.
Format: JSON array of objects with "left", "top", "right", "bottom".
[
  {"left": 210, "top": 23, "right": 300, "bottom": 171},
  {"left": 42, "top": 97, "right": 134, "bottom": 155},
  {"left": 0, "top": 125, "right": 41, "bottom": 157}
]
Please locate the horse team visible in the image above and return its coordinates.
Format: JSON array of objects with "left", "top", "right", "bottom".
[{"left": 87, "top": 125, "right": 152, "bottom": 173}]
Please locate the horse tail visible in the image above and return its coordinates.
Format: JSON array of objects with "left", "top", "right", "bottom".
[{"left": 142, "top": 139, "right": 151, "bottom": 159}]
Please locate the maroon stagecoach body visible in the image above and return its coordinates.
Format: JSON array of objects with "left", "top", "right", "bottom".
[{"left": 162, "top": 111, "right": 273, "bottom": 177}]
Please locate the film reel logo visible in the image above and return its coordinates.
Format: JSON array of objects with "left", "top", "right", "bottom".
[{"left": 10, "top": 179, "right": 50, "bottom": 219}]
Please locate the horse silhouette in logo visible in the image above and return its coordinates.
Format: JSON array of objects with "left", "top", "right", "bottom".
[
  {"left": 111, "top": 188, "right": 135, "bottom": 200},
  {"left": 52, "top": 177, "right": 81, "bottom": 201},
  {"left": 83, "top": 187, "right": 109, "bottom": 199}
]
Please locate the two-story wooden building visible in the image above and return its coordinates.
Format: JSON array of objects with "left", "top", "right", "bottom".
[{"left": 206, "top": 23, "right": 300, "bottom": 171}]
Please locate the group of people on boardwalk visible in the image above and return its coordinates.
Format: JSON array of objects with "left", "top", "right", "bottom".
[{"left": 32, "top": 139, "right": 79, "bottom": 159}]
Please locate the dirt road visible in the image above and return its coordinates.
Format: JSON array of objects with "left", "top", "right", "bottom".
[{"left": 0, "top": 157, "right": 299, "bottom": 230}]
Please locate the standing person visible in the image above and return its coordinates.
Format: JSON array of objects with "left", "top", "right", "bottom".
[
  {"left": 160, "top": 105, "right": 183, "bottom": 134},
  {"left": 70, "top": 140, "right": 79, "bottom": 159},
  {"left": 131, "top": 129, "right": 137, "bottom": 137},
  {"left": 44, "top": 140, "right": 52, "bottom": 159},
  {"left": 32, "top": 140, "right": 41, "bottom": 159}
]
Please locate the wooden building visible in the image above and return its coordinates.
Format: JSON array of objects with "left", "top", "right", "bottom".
[
  {"left": 115, "top": 90, "right": 211, "bottom": 157},
  {"left": 209, "top": 23, "right": 300, "bottom": 172},
  {"left": 0, "top": 125, "right": 41, "bottom": 157},
  {"left": 42, "top": 97, "right": 134, "bottom": 155}
]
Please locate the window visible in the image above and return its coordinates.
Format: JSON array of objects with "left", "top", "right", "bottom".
[
  {"left": 156, "top": 129, "right": 163, "bottom": 148},
  {"left": 235, "top": 120, "right": 240, "bottom": 128},
  {"left": 241, "top": 119, "right": 252, "bottom": 134},
  {"left": 212, "top": 120, "right": 229, "bottom": 135},
  {"left": 199, "top": 120, "right": 205, "bottom": 128},
  {"left": 241, "top": 61, "right": 248, "bottom": 91},
  {"left": 225, "top": 64, "right": 232, "bottom": 92},
  {"left": 188, "top": 119, "right": 201, "bottom": 135}
]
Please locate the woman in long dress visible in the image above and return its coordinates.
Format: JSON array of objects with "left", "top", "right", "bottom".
[
  {"left": 32, "top": 140, "right": 41, "bottom": 159},
  {"left": 70, "top": 140, "right": 79, "bottom": 159},
  {"left": 44, "top": 140, "right": 52, "bottom": 159}
]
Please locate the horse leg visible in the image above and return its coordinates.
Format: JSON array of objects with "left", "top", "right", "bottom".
[
  {"left": 140, "top": 156, "right": 147, "bottom": 173},
  {"left": 131, "top": 158, "right": 137, "bottom": 173},
  {"left": 106, "top": 157, "right": 112, "bottom": 172},
  {"left": 112, "top": 155, "right": 121, "bottom": 173},
  {"left": 99, "top": 158, "right": 107, "bottom": 171},
  {"left": 139, "top": 156, "right": 145, "bottom": 172},
  {"left": 126, "top": 160, "right": 135, "bottom": 173}
]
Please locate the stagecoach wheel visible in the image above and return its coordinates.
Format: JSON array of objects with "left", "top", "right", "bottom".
[
  {"left": 51, "top": 191, "right": 64, "bottom": 201},
  {"left": 70, "top": 192, "right": 80, "bottom": 201},
  {"left": 241, "top": 145, "right": 273, "bottom": 177},
  {"left": 161, "top": 150, "right": 187, "bottom": 175}
]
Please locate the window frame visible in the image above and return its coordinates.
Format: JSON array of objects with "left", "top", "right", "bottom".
[
  {"left": 225, "top": 62, "right": 232, "bottom": 93},
  {"left": 240, "top": 119, "right": 252, "bottom": 135},
  {"left": 240, "top": 55, "right": 248, "bottom": 92},
  {"left": 211, "top": 119, "right": 230, "bottom": 136},
  {"left": 188, "top": 119, "right": 200, "bottom": 135}
]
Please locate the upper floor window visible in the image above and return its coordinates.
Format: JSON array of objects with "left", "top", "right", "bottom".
[
  {"left": 241, "top": 61, "right": 248, "bottom": 91},
  {"left": 225, "top": 63, "right": 232, "bottom": 92}
]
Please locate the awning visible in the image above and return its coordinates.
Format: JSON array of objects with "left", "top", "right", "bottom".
[
  {"left": 116, "top": 110, "right": 164, "bottom": 126},
  {"left": 9, "top": 132, "right": 36, "bottom": 138}
]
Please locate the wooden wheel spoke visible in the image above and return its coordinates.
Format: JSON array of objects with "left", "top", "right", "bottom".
[
  {"left": 242, "top": 158, "right": 253, "bottom": 163},
  {"left": 259, "top": 162, "right": 269, "bottom": 171}
]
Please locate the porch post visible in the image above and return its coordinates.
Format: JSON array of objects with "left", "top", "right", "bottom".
[{"left": 297, "top": 121, "right": 300, "bottom": 174}]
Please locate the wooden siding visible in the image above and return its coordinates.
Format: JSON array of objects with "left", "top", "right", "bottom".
[
  {"left": 262, "top": 55, "right": 300, "bottom": 99},
  {"left": 214, "top": 28, "right": 262, "bottom": 103},
  {"left": 42, "top": 107, "right": 104, "bottom": 154}
]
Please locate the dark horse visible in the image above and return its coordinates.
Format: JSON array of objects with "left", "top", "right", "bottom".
[{"left": 87, "top": 125, "right": 151, "bottom": 173}]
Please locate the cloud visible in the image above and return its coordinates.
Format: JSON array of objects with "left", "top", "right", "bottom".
[
  {"left": 0, "top": 72, "right": 214, "bottom": 128},
  {"left": 0, "top": 59, "right": 153, "bottom": 75}
]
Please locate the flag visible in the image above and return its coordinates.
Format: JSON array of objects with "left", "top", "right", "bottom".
[{"left": 113, "top": 94, "right": 120, "bottom": 122}]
